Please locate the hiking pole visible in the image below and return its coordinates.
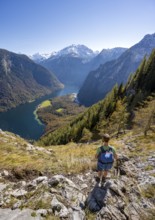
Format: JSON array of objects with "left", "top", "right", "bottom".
[{"left": 114, "top": 159, "right": 120, "bottom": 180}]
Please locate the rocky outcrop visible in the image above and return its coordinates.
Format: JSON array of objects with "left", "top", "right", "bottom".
[
  {"left": 0, "top": 129, "right": 154, "bottom": 219},
  {"left": 0, "top": 151, "right": 155, "bottom": 220}
]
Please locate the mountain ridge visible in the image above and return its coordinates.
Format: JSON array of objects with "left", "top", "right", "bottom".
[
  {"left": 0, "top": 49, "right": 63, "bottom": 112},
  {"left": 78, "top": 33, "right": 155, "bottom": 106}
]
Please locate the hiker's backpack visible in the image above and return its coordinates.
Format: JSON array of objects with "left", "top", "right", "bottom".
[{"left": 98, "top": 146, "right": 114, "bottom": 164}]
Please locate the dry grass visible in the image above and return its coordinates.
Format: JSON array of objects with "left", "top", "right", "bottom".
[
  {"left": 0, "top": 131, "right": 99, "bottom": 175},
  {"left": 46, "top": 142, "right": 98, "bottom": 174},
  {"left": 141, "top": 184, "right": 155, "bottom": 199},
  {"left": 126, "top": 132, "right": 155, "bottom": 158},
  {"left": 0, "top": 128, "right": 154, "bottom": 177}
]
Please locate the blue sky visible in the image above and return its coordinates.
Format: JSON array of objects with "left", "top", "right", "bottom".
[{"left": 0, "top": 0, "right": 155, "bottom": 55}]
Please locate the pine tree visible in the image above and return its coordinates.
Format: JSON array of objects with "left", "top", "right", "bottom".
[{"left": 109, "top": 100, "right": 129, "bottom": 136}]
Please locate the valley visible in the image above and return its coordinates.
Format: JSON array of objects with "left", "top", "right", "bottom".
[
  {"left": 0, "top": 86, "right": 79, "bottom": 140},
  {"left": 0, "top": 33, "right": 155, "bottom": 220}
]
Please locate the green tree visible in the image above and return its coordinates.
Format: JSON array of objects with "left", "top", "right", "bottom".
[
  {"left": 133, "top": 98, "right": 155, "bottom": 135},
  {"left": 109, "top": 100, "right": 129, "bottom": 136}
]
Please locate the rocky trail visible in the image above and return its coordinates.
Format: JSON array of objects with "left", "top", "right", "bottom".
[{"left": 0, "top": 131, "right": 155, "bottom": 219}]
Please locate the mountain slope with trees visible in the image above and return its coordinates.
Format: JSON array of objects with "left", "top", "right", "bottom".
[
  {"left": 38, "top": 49, "right": 155, "bottom": 146},
  {"left": 78, "top": 33, "right": 155, "bottom": 106},
  {"left": 0, "top": 49, "right": 63, "bottom": 112}
]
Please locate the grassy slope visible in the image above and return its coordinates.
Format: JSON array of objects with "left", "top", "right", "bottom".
[{"left": 0, "top": 114, "right": 154, "bottom": 177}]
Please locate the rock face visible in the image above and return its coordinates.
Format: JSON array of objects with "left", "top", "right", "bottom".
[
  {"left": 0, "top": 49, "right": 63, "bottom": 112},
  {"left": 0, "top": 152, "right": 155, "bottom": 220},
  {"left": 78, "top": 33, "right": 155, "bottom": 106}
]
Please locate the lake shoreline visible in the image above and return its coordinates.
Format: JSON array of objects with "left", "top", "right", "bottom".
[{"left": 0, "top": 86, "right": 79, "bottom": 140}]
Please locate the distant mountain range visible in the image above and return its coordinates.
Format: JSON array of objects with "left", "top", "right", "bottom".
[
  {"left": 32, "top": 45, "right": 126, "bottom": 87},
  {"left": 2, "top": 33, "right": 154, "bottom": 112},
  {"left": 31, "top": 44, "right": 98, "bottom": 63},
  {"left": 0, "top": 49, "right": 63, "bottom": 112},
  {"left": 78, "top": 33, "right": 155, "bottom": 106}
]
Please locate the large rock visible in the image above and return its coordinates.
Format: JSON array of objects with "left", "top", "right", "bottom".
[
  {"left": 49, "top": 175, "right": 78, "bottom": 189},
  {"left": 0, "top": 183, "right": 7, "bottom": 192},
  {"left": 51, "top": 196, "right": 69, "bottom": 218},
  {"left": 0, "top": 208, "right": 41, "bottom": 220},
  {"left": 70, "top": 206, "right": 85, "bottom": 220},
  {"left": 10, "top": 189, "right": 27, "bottom": 198}
]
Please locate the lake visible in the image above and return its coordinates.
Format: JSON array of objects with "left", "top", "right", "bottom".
[{"left": 0, "top": 85, "right": 79, "bottom": 140}]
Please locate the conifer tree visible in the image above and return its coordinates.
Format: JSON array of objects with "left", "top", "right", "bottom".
[{"left": 109, "top": 100, "right": 129, "bottom": 136}]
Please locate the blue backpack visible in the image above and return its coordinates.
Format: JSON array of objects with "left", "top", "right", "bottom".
[{"left": 98, "top": 146, "right": 114, "bottom": 164}]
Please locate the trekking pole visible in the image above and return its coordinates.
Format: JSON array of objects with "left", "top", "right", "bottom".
[{"left": 114, "top": 159, "right": 120, "bottom": 180}]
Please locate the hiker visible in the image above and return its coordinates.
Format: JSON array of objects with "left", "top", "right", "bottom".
[{"left": 95, "top": 134, "right": 117, "bottom": 186}]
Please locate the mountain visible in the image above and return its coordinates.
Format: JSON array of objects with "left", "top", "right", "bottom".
[
  {"left": 44, "top": 44, "right": 98, "bottom": 62},
  {"left": 0, "top": 49, "right": 63, "bottom": 112},
  {"left": 90, "top": 47, "right": 127, "bottom": 70},
  {"left": 125, "top": 48, "right": 155, "bottom": 109},
  {"left": 37, "top": 45, "right": 126, "bottom": 87},
  {"left": 78, "top": 33, "right": 155, "bottom": 106},
  {"left": 39, "top": 44, "right": 97, "bottom": 87},
  {"left": 30, "top": 52, "right": 53, "bottom": 62}
]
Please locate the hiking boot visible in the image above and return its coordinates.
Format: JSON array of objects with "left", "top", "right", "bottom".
[
  {"left": 99, "top": 180, "right": 106, "bottom": 188},
  {"left": 98, "top": 181, "right": 102, "bottom": 187},
  {"left": 95, "top": 176, "right": 100, "bottom": 183},
  {"left": 102, "top": 177, "right": 106, "bottom": 183}
]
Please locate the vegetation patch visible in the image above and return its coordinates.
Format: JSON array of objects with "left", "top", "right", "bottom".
[
  {"left": 36, "top": 94, "right": 85, "bottom": 134},
  {"left": 142, "top": 184, "right": 155, "bottom": 199},
  {"left": 56, "top": 108, "right": 63, "bottom": 113},
  {"left": 39, "top": 100, "right": 52, "bottom": 108}
]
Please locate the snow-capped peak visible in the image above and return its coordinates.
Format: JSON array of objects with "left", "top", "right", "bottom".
[
  {"left": 31, "top": 44, "right": 99, "bottom": 63},
  {"left": 54, "top": 44, "right": 96, "bottom": 58},
  {"left": 47, "top": 44, "right": 99, "bottom": 63},
  {"left": 30, "top": 52, "right": 55, "bottom": 62}
]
